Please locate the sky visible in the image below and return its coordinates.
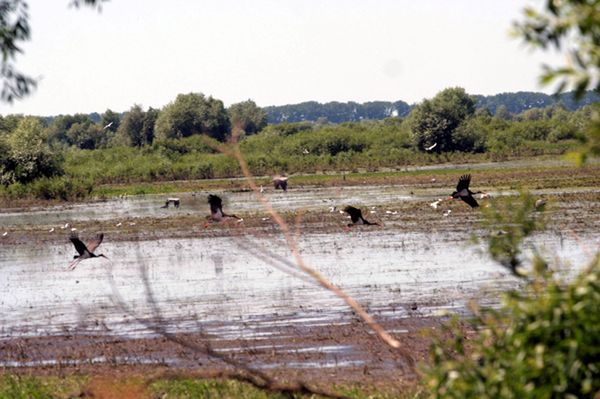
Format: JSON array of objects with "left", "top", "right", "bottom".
[{"left": 0, "top": 0, "right": 563, "bottom": 116}]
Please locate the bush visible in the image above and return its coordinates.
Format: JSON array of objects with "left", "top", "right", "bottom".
[
  {"left": 424, "top": 255, "right": 600, "bottom": 398},
  {"left": 425, "top": 191, "right": 600, "bottom": 398}
]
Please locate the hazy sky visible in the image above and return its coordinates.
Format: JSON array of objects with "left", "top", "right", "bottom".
[{"left": 1, "top": 0, "right": 562, "bottom": 116}]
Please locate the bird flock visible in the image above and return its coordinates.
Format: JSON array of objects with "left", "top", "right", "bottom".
[{"left": 55, "top": 174, "right": 494, "bottom": 270}]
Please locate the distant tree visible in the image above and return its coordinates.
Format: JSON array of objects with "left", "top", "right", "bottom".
[
  {"left": 494, "top": 104, "right": 512, "bottom": 120},
  {"left": 408, "top": 87, "right": 475, "bottom": 152},
  {"left": 0, "top": 114, "right": 25, "bottom": 134},
  {"left": 116, "top": 104, "right": 144, "bottom": 147},
  {"left": 66, "top": 122, "right": 106, "bottom": 149},
  {"left": 154, "top": 92, "right": 230, "bottom": 142},
  {"left": 142, "top": 107, "right": 159, "bottom": 145},
  {"left": 100, "top": 109, "right": 120, "bottom": 132},
  {"left": 1, "top": 117, "right": 62, "bottom": 184},
  {"left": 47, "top": 114, "right": 93, "bottom": 146},
  {"left": 228, "top": 99, "right": 267, "bottom": 135}
]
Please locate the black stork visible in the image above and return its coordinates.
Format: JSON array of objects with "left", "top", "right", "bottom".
[
  {"left": 272, "top": 175, "right": 288, "bottom": 191},
  {"left": 68, "top": 233, "right": 108, "bottom": 270},
  {"left": 449, "top": 174, "right": 484, "bottom": 208},
  {"left": 343, "top": 206, "right": 379, "bottom": 227},
  {"left": 206, "top": 194, "right": 242, "bottom": 225}
]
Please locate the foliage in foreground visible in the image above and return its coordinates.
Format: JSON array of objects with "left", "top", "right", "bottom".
[
  {"left": 424, "top": 192, "right": 600, "bottom": 398},
  {"left": 425, "top": 254, "right": 600, "bottom": 398}
]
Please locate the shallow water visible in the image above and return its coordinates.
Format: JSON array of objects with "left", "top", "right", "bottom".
[
  {"left": 1, "top": 181, "right": 599, "bottom": 371},
  {"left": 1, "top": 228, "right": 595, "bottom": 340}
]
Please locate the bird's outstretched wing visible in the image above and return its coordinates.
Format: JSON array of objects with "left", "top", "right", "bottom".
[
  {"left": 460, "top": 195, "right": 479, "bottom": 208},
  {"left": 87, "top": 233, "right": 104, "bottom": 253},
  {"left": 456, "top": 174, "right": 471, "bottom": 192},
  {"left": 343, "top": 206, "right": 362, "bottom": 223},
  {"left": 208, "top": 194, "right": 223, "bottom": 215},
  {"left": 70, "top": 235, "right": 88, "bottom": 256}
]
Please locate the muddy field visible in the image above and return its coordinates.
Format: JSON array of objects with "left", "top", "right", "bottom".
[{"left": 1, "top": 161, "right": 599, "bottom": 386}]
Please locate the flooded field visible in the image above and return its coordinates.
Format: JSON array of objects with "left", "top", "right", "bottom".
[{"left": 1, "top": 174, "right": 599, "bottom": 383}]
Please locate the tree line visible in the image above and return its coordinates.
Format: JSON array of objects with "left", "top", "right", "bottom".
[
  {"left": 0, "top": 87, "right": 595, "bottom": 199},
  {"left": 264, "top": 91, "right": 599, "bottom": 124}
]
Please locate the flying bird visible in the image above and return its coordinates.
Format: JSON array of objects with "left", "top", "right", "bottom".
[
  {"left": 272, "top": 175, "right": 288, "bottom": 191},
  {"left": 206, "top": 194, "right": 242, "bottom": 225},
  {"left": 103, "top": 121, "right": 114, "bottom": 130},
  {"left": 343, "top": 206, "right": 379, "bottom": 227},
  {"left": 449, "top": 174, "right": 484, "bottom": 208},
  {"left": 68, "top": 232, "right": 108, "bottom": 270},
  {"left": 425, "top": 142, "right": 438, "bottom": 151}
]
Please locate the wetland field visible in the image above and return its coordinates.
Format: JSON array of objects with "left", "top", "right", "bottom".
[{"left": 1, "top": 158, "right": 599, "bottom": 394}]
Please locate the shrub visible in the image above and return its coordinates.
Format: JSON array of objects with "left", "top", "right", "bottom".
[{"left": 424, "top": 255, "right": 600, "bottom": 398}]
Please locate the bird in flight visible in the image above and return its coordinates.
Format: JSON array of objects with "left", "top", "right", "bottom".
[
  {"left": 425, "top": 142, "right": 437, "bottom": 151},
  {"left": 68, "top": 233, "right": 108, "bottom": 270},
  {"left": 206, "top": 194, "right": 242, "bottom": 226},
  {"left": 449, "top": 174, "right": 484, "bottom": 208},
  {"left": 343, "top": 206, "right": 380, "bottom": 227}
]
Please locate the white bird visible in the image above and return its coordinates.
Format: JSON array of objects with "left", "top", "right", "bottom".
[
  {"left": 103, "top": 121, "right": 113, "bottom": 130},
  {"left": 128, "top": 222, "right": 136, "bottom": 226},
  {"left": 2, "top": 231, "right": 7, "bottom": 237},
  {"left": 443, "top": 209, "right": 452, "bottom": 217},
  {"left": 259, "top": 185, "right": 265, "bottom": 193},
  {"left": 71, "top": 227, "right": 77, "bottom": 232},
  {"left": 479, "top": 192, "right": 490, "bottom": 199},
  {"left": 431, "top": 178, "right": 437, "bottom": 183},
  {"left": 61, "top": 223, "right": 69, "bottom": 229},
  {"left": 302, "top": 148, "right": 310, "bottom": 154},
  {"left": 116, "top": 222, "right": 122, "bottom": 227},
  {"left": 261, "top": 217, "right": 270, "bottom": 221},
  {"left": 535, "top": 198, "right": 546, "bottom": 210},
  {"left": 329, "top": 206, "right": 337, "bottom": 213},
  {"left": 49, "top": 227, "right": 55, "bottom": 233},
  {"left": 430, "top": 199, "right": 443, "bottom": 209},
  {"left": 425, "top": 142, "right": 438, "bottom": 151}
]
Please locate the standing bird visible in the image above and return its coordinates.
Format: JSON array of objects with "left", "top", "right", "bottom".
[
  {"left": 272, "top": 175, "right": 288, "bottom": 191},
  {"left": 206, "top": 194, "right": 242, "bottom": 225},
  {"left": 449, "top": 174, "right": 484, "bottom": 208},
  {"left": 68, "top": 233, "right": 108, "bottom": 270},
  {"left": 343, "top": 206, "right": 379, "bottom": 227}
]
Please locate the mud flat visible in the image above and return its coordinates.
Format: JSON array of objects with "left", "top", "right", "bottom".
[{"left": 1, "top": 166, "right": 599, "bottom": 385}]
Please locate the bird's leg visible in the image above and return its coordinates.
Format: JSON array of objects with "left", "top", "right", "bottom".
[{"left": 68, "top": 258, "right": 82, "bottom": 271}]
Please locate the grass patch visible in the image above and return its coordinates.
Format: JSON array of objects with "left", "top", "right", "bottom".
[{"left": 0, "top": 374, "right": 425, "bottom": 399}]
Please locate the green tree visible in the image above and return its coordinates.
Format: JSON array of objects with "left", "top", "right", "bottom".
[
  {"left": 408, "top": 87, "right": 475, "bottom": 152},
  {"left": 154, "top": 92, "right": 230, "bottom": 142},
  {"left": 227, "top": 99, "right": 267, "bottom": 135},
  {"left": 142, "top": 106, "right": 159, "bottom": 145},
  {"left": 1, "top": 117, "right": 62, "bottom": 184},
  {"left": 66, "top": 122, "right": 106, "bottom": 149},
  {"left": 514, "top": 0, "right": 600, "bottom": 97},
  {"left": 116, "top": 104, "right": 144, "bottom": 147},
  {"left": 47, "top": 113, "right": 92, "bottom": 146},
  {"left": 114, "top": 105, "right": 158, "bottom": 147},
  {"left": 0, "top": 0, "right": 107, "bottom": 103},
  {"left": 100, "top": 109, "right": 120, "bottom": 132},
  {"left": 0, "top": 113, "right": 24, "bottom": 134}
]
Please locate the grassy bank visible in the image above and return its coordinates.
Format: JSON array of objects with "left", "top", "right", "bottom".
[{"left": 0, "top": 373, "right": 424, "bottom": 399}]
